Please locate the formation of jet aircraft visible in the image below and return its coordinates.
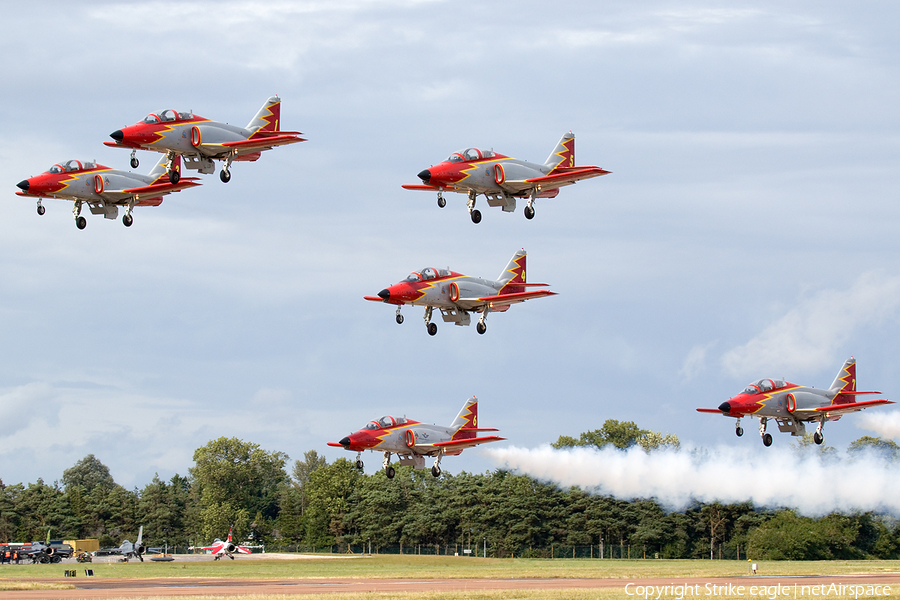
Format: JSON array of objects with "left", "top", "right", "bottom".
[
  {"left": 104, "top": 96, "right": 305, "bottom": 183},
  {"left": 15, "top": 156, "right": 200, "bottom": 229},
  {"left": 328, "top": 396, "right": 504, "bottom": 479},
  {"left": 403, "top": 132, "right": 609, "bottom": 223},
  {"left": 364, "top": 249, "right": 556, "bottom": 335},
  {"left": 697, "top": 358, "right": 894, "bottom": 446}
]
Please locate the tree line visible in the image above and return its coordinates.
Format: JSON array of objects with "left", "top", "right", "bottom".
[{"left": 1, "top": 423, "right": 898, "bottom": 560}]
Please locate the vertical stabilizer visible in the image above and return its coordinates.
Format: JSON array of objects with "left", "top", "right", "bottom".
[
  {"left": 830, "top": 357, "right": 857, "bottom": 394},
  {"left": 497, "top": 249, "right": 527, "bottom": 286},
  {"left": 247, "top": 96, "right": 282, "bottom": 135},
  {"left": 226, "top": 526, "right": 234, "bottom": 543},
  {"left": 449, "top": 396, "right": 478, "bottom": 433},
  {"left": 136, "top": 526, "right": 143, "bottom": 546},
  {"left": 148, "top": 155, "right": 181, "bottom": 183},
  {"left": 544, "top": 132, "right": 575, "bottom": 172}
]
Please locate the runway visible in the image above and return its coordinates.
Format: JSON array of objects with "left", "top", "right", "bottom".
[{"left": 3, "top": 573, "right": 899, "bottom": 598}]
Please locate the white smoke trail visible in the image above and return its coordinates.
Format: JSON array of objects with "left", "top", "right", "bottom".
[
  {"left": 857, "top": 412, "right": 900, "bottom": 440},
  {"left": 486, "top": 444, "right": 900, "bottom": 516}
]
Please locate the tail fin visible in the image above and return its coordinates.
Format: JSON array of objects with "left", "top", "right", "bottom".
[
  {"left": 449, "top": 396, "right": 478, "bottom": 432},
  {"left": 247, "top": 96, "right": 281, "bottom": 135},
  {"left": 148, "top": 154, "right": 181, "bottom": 182},
  {"left": 136, "top": 526, "right": 143, "bottom": 546},
  {"left": 830, "top": 357, "right": 857, "bottom": 393},
  {"left": 497, "top": 249, "right": 527, "bottom": 286},
  {"left": 226, "top": 526, "right": 234, "bottom": 543},
  {"left": 544, "top": 132, "right": 575, "bottom": 172}
]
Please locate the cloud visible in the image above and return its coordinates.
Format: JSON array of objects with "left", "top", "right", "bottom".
[
  {"left": 0, "top": 383, "right": 60, "bottom": 437},
  {"left": 488, "top": 444, "right": 900, "bottom": 516},
  {"left": 680, "top": 341, "right": 716, "bottom": 381},
  {"left": 720, "top": 272, "right": 900, "bottom": 377}
]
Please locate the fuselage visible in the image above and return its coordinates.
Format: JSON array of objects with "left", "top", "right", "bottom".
[
  {"left": 374, "top": 268, "right": 517, "bottom": 311},
  {"left": 718, "top": 379, "right": 841, "bottom": 422},
  {"left": 337, "top": 415, "right": 463, "bottom": 457},
  {"left": 16, "top": 160, "right": 161, "bottom": 204},
  {"left": 418, "top": 148, "right": 560, "bottom": 198}
]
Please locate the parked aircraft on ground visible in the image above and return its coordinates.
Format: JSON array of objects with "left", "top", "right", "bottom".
[
  {"left": 402, "top": 132, "right": 609, "bottom": 222},
  {"left": 193, "top": 527, "right": 254, "bottom": 560},
  {"left": 697, "top": 357, "right": 893, "bottom": 446},
  {"left": 364, "top": 249, "right": 556, "bottom": 336},
  {"left": 104, "top": 96, "right": 305, "bottom": 183},
  {"left": 328, "top": 396, "right": 504, "bottom": 479},
  {"left": 15, "top": 155, "right": 200, "bottom": 229}
]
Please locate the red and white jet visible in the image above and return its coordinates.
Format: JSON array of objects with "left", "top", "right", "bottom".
[
  {"left": 697, "top": 357, "right": 893, "bottom": 446},
  {"left": 198, "top": 527, "right": 252, "bottom": 560},
  {"left": 403, "top": 132, "right": 609, "bottom": 223},
  {"left": 104, "top": 96, "right": 304, "bottom": 184},
  {"left": 328, "top": 396, "right": 504, "bottom": 479}
]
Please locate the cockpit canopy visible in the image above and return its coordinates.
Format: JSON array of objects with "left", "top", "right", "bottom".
[
  {"left": 364, "top": 415, "right": 408, "bottom": 430},
  {"left": 405, "top": 267, "right": 451, "bottom": 283},
  {"left": 446, "top": 148, "right": 496, "bottom": 163},
  {"left": 142, "top": 109, "right": 193, "bottom": 124},
  {"left": 47, "top": 159, "right": 96, "bottom": 174},
  {"left": 742, "top": 378, "right": 787, "bottom": 394}
]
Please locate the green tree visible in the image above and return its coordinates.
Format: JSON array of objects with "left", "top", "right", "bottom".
[
  {"left": 552, "top": 419, "right": 679, "bottom": 452},
  {"left": 848, "top": 436, "right": 900, "bottom": 461},
  {"left": 303, "top": 458, "right": 361, "bottom": 547},
  {"left": 62, "top": 454, "right": 115, "bottom": 494}
]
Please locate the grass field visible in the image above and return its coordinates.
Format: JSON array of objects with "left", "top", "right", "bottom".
[{"left": 1, "top": 554, "right": 898, "bottom": 580}]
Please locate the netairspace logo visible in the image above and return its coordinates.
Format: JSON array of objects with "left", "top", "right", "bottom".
[
  {"left": 624, "top": 582, "right": 892, "bottom": 599},
  {"left": 486, "top": 444, "right": 900, "bottom": 515}
]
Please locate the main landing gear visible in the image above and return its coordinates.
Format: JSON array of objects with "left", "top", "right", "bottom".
[
  {"left": 431, "top": 450, "right": 444, "bottom": 478},
  {"left": 165, "top": 151, "right": 180, "bottom": 184},
  {"left": 524, "top": 188, "right": 537, "bottom": 220},
  {"left": 424, "top": 306, "right": 437, "bottom": 336},
  {"left": 476, "top": 306, "right": 490, "bottom": 335},
  {"left": 123, "top": 200, "right": 135, "bottom": 227},
  {"left": 813, "top": 417, "right": 825, "bottom": 445},
  {"left": 383, "top": 452, "right": 395, "bottom": 479},
  {"left": 73, "top": 200, "right": 87, "bottom": 230},
  {"left": 760, "top": 417, "right": 772, "bottom": 447},
  {"left": 467, "top": 190, "right": 481, "bottom": 224},
  {"left": 220, "top": 151, "right": 236, "bottom": 183}
]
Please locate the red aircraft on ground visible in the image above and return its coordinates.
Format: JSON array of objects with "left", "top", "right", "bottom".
[
  {"left": 402, "top": 132, "right": 609, "bottom": 223},
  {"left": 697, "top": 357, "right": 893, "bottom": 446}
]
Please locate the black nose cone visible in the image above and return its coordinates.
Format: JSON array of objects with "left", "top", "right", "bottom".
[
  {"left": 377, "top": 288, "right": 390, "bottom": 301},
  {"left": 110, "top": 130, "right": 124, "bottom": 142},
  {"left": 339, "top": 436, "right": 351, "bottom": 447},
  {"left": 718, "top": 401, "right": 731, "bottom": 414},
  {"left": 417, "top": 169, "right": 431, "bottom": 183},
  {"left": 16, "top": 180, "right": 29, "bottom": 191}
]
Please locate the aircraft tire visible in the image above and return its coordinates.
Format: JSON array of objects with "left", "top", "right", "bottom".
[
  {"left": 386, "top": 466, "right": 395, "bottom": 479},
  {"left": 476, "top": 322, "right": 487, "bottom": 335},
  {"left": 168, "top": 169, "right": 180, "bottom": 184},
  {"left": 471, "top": 209, "right": 482, "bottom": 224},
  {"left": 131, "top": 157, "right": 140, "bottom": 169},
  {"left": 37, "top": 205, "right": 46, "bottom": 216},
  {"left": 396, "top": 314, "right": 404, "bottom": 324},
  {"left": 220, "top": 169, "right": 231, "bottom": 183},
  {"left": 736, "top": 427, "right": 743, "bottom": 437},
  {"left": 524, "top": 205, "right": 535, "bottom": 219},
  {"left": 427, "top": 322, "right": 438, "bottom": 336},
  {"left": 75, "top": 216, "right": 87, "bottom": 230},
  {"left": 123, "top": 214, "right": 134, "bottom": 227},
  {"left": 355, "top": 459, "right": 364, "bottom": 470},
  {"left": 437, "top": 196, "right": 446, "bottom": 208},
  {"left": 813, "top": 432, "right": 823, "bottom": 445},
  {"left": 431, "top": 465, "right": 441, "bottom": 477},
  {"left": 762, "top": 433, "right": 773, "bottom": 447}
]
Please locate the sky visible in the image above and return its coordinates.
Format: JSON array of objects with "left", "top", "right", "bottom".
[{"left": 2, "top": 1, "right": 900, "bottom": 511}]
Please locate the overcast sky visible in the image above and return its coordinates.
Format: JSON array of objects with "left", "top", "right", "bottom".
[{"left": 2, "top": 1, "right": 900, "bottom": 496}]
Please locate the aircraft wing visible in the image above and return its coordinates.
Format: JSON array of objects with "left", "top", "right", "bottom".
[
  {"left": 216, "top": 135, "right": 306, "bottom": 153},
  {"left": 524, "top": 166, "right": 611, "bottom": 187},
  {"left": 456, "top": 290, "right": 557, "bottom": 311},
  {"left": 427, "top": 435, "right": 506, "bottom": 451},
  {"left": 809, "top": 399, "right": 895, "bottom": 415},
  {"left": 112, "top": 179, "right": 202, "bottom": 196}
]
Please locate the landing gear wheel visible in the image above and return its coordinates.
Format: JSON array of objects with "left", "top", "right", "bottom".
[
  {"left": 75, "top": 216, "right": 87, "bottom": 230},
  {"left": 396, "top": 314, "right": 404, "bottom": 324},
  {"left": 762, "top": 433, "right": 773, "bottom": 447},
  {"left": 220, "top": 169, "right": 231, "bottom": 183},
  {"left": 476, "top": 322, "right": 486, "bottom": 335},
  {"left": 431, "top": 465, "right": 441, "bottom": 477},
  {"left": 37, "top": 205, "right": 46, "bottom": 216},
  {"left": 427, "top": 322, "right": 438, "bottom": 336},
  {"left": 437, "top": 196, "right": 446, "bottom": 208},
  {"left": 168, "top": 169, "right": 180, "bottom": 184},
  {"left": 813, "top": 432, "right": 823, "bottom": 445},
  {"left": 524, "top": 205, "right": 535, "bottom": 220},
  {"left": 355, "top": 459, "right": 364, "bottom": 470},
  {"left": 471, "top": 209, "right": 482, "bottom": 224},
  {"left": 229, "top": 555, "right": 235, "bottom": 560},
  {"left": 736, "top": 427, "right": 743, "bottom": 437},
  {"left": 385, "top": 466, "right": 395, "bottom": 479},
  {"left": 130, "top": 157, "right": 139, "bottom": 169},
  {"left": 123, "top": 214, "right": 134, "bottom": 227}
]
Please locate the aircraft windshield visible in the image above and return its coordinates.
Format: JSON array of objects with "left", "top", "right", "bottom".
[
  {"left": 447, "top": 148, "right": 495, "bottom": 162},
  {"left": 366, "top": 416, "right": 408, "bottom": 430},
  {"left": 143, "top": 110, "right": 193, "bottom": 124},
  {"left": 743, "top": 384, "right": 760, "bottom": 395},
  {"left": 406, "top": 268, "right": 450, "bottom": 283},
  {"left": 49, "top": 160, "right": 94, "bottom": 173},
  {"left": 744, "top": 379, "right": 784, "bottom": 394}
]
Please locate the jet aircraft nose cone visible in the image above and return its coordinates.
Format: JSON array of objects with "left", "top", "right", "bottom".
[
  {"left": 718, "top": 401, "right": 731, "bottom": 414},
  {"left": 110, "top": 130, "right": 124, "bottom": 142},
  {"left": 417, "top": 169, "right": 431, "bottom": 183},
  {"left": 16, "top": 180, "right": 29, "bottom": 191},
  {"left": 377, "top": 288, "right": 390, "bottom": 301},
  {"left": 339, "top": 436, "right": 351, "bottom": 447}
]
